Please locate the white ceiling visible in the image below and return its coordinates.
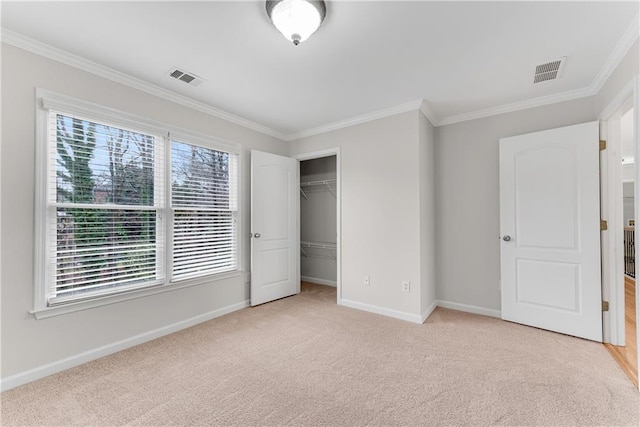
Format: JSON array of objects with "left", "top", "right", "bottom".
[{"left": 2, "top": 1, "right": 638, "bottom": 139}]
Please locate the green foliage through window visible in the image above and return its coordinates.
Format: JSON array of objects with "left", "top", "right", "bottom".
[{"left": 47, "top": 110, "right": 238, "bottom": 304}]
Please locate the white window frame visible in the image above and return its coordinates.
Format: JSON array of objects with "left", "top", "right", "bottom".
[{"left": 33, "top": 89, "right": 242, "bottom": 319}]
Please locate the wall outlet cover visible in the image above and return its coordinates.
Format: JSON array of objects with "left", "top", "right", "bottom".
[{"left": 402, "top": 281, "right": 410, "bottom": 292}]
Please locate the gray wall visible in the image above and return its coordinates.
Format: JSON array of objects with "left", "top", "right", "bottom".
[
  {"left": 419, "top": 113, "right": 437, "bottom": 316},
  {"left": 290, "top": 111, "right": 430, "bottom": 320},
  {"left": 1, "top": 44, "right": 288, "bottom": 381},
  {"left": 596, "top": 41, "right": 638, "bottom": 115},
  {"left": 300, "top": 156, "right": 337, "bottom": 284},
  {"left": 434, "top": 40, "right": 639, "bottom": 313},
  {"left": 434, "top": 97, "right": 598, "bottom": 311}
]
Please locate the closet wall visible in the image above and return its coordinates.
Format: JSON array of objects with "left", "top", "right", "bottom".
[{"left": 300, "top": 156, "right": 337, "bottom": 286}]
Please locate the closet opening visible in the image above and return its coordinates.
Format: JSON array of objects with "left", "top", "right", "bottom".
[{"left": 298, "top": 153, "right": 340, "bottom": 302}]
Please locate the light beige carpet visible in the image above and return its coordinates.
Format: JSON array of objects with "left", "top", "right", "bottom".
[{"left": 2, "top": 283, "right": 639, "bottom": 426}]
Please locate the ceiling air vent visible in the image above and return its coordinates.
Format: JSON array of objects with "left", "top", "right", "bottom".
[
  {"left": 533, "top": 57, "right": 566, "bottom": 84},
  {"left": 168, "top": 67, "right": 204, "bottom": 87}
]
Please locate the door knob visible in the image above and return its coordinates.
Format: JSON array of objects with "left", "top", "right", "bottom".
[
  {"left": 254, "top": 233, "right": 261, "bottom": 238},
  {"left": 502, "top": 235, "right": 512, "bottom": 242}
]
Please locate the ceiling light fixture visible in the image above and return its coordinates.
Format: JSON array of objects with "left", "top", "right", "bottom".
[{"left": 266, "top": 0, "right": 326, "bottom": 46}]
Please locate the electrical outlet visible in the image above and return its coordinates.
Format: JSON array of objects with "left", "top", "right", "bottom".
[
  {"left": 363, "top": 275, "right": 370, "bottom": 286},
  {"left": 402, "top": 281, "right": 410, "bottom": 293}
]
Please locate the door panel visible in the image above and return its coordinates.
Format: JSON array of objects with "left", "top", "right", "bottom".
[
  {"left": 516, "top": 259, "right": 579, "bottom": 311},
  {"left": 251, "top": 150, "right": 299, "bottom": 306},
  {"left": 500, "top": 121, "right": 602, "bottom": 342},
  {"left": 515, "top": 147, "right": 578, "bottom": 249}
]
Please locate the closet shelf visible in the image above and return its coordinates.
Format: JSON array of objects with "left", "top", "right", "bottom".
[
  {"left": 300, "top": 240, "right": 337, "bottom": 260},
  {"left": 300, "top": 179, "right": 336, "bottom": 200}
]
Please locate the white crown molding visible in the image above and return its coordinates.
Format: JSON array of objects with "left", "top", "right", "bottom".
[
  {"left": 3, "top": 9, "right": 638, "bottom": 140},
  {"left": 418, "top": 99, "right": 438, "bottom": 127},
  {"left": 1, "top": 29, "right": 288, "bottom": 141},
  {"left": 437, "top": 13, "right": 639, "bottom": 127},
  {"left": 285, "top": 99, "right": 424, "bottom": 141},
  {"left": 292, "top": 10, "right": 638, "bottom": 133},
  {"left": 589, "top": 12, "right": 639, "bottom": 94},
  {"left": 437, "top": 86, "right": 596, "bottom": 127}
]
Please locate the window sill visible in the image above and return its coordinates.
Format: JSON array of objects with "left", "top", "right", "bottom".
[{"left": 31, "top": 270, "right": 243, "bottom": 320}]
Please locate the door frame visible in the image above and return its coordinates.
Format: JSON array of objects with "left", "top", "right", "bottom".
[
  {"left": 599, "top": 76, "right": 638, "bottom": 351},
  {"left": 293, "top": 148, "right": 342, "bottom": 303}
]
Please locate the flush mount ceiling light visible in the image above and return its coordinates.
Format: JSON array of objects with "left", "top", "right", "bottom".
[{"left": 266, "top": 0, "right": 326, "bottom": 46}]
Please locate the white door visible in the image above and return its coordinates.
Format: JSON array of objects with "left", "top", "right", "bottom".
[
  {"left": 499, "top": 121, "right": 602, "bottom": 342},
  {"left": 251, "top": 150, "right": 299, "bottom": 306}
]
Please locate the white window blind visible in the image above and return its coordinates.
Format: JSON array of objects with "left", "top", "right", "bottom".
[
  {"left": 37, "top": 92, "right": 242, "bottom": 312},
  {"left": 48, "top": 112, "right": 164, "bottom": 304},
  {"left": 171, "top": 140, "right": 238, "bottom": 280}
]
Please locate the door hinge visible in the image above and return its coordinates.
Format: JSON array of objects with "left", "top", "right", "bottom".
[
  {"left": 600, "top": 220, "right": 608, "bottom": 231},
  {"left": 599, "top": 140, "right": 607, "bottom": 151},
  {"left": 602, "top": 301, "right": 609, "bottom": 312}
]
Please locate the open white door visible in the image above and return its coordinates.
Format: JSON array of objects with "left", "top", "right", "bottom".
[
  {"left": 250, "top": 150, "right": 299, "bottom": 306},
  {"left": 499, "top": 121, "right": 602, "bottom": 342}
]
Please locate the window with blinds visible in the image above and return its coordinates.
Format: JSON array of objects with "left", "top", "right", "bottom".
[
  {"left": 48, "top": 112, "right": 164, "bottom": 304},
  {"left": 40, "top": 101, "right": 241, "bottom": 308},
  {"left": 171, "top": 140, "right": 238, "bottom": 280}
]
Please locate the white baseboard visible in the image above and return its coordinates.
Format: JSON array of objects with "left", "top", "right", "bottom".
[
  {"left": 421, "top": 300, "right": 438, "bottom": 323},
  {"left": 1, "top": 297, "right": 502, "bottom": 391},
  {"left": 436, "top": 300, "right": 501, "bottom": 318},
  {"left": 0, "top": 300, "right": 250, "bottom": 392},
  {"left": 301, "top": 276, "right": 337, "bottom": 287},
  {"left": 339, "top": 298, "right": 423, "bottom": 324},
  {"left": 338, "top": 298, "right": 497, "bottom": 325}
]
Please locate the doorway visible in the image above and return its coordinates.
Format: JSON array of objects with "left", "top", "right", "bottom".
[
  {"left": 604, "top": 106, "right": 638, "bottom": 388},
  {"left": 295, "top": 149, "right": 341, "bottom": 302}
]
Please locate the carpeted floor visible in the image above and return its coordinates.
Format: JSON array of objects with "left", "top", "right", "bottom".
[{"left": 2, "top": 283, "right": 639, "bottom": 426}]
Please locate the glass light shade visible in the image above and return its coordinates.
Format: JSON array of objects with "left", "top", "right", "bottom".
[{"left": 267, "top": 0, "right": 326, "bottom": 45}]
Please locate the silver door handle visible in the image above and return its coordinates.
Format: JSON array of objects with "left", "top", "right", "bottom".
[
  {"left": 502, "top": 235, "right": 511, "bottom": 242},
  {"left": 254, "top": 233, "right": 261, "bottom": 238}
]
